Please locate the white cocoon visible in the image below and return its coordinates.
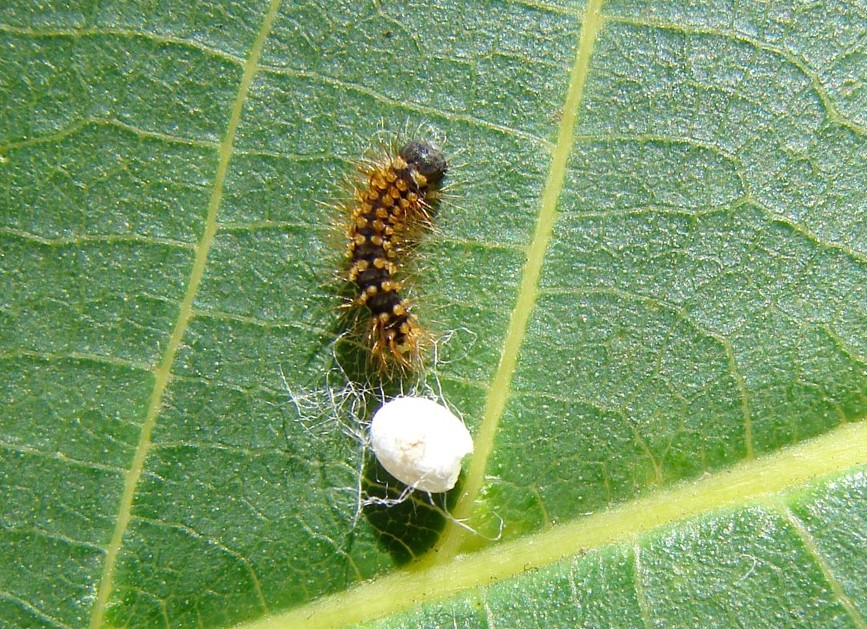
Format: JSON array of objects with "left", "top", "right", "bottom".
[{"left": 369, "top": 397, "right": 473, "bottom": 493}]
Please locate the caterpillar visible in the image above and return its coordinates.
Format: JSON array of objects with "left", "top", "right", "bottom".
[{"left": 344, "top": 139, "right": 448, "bottom": 372}]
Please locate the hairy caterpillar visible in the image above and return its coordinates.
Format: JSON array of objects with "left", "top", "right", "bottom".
[{"left": 343, "top": 139, "right": 447, "bottom": 372}]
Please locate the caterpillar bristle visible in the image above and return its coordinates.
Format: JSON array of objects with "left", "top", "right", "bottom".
[{"left": 341, "top": 135, "right": 448, "bottom": 374}]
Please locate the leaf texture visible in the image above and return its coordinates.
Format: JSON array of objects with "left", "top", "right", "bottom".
[{"left": 1, "top": 0, "right": 865, "bottom": 627}]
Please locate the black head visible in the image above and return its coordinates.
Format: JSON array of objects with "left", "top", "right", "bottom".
[{"left": 399, "top": 140, "right": 447, "bottom": 185}]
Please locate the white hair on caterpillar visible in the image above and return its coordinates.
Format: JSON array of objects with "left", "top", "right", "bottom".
[{"left": 369, "top": 396, "right": 473, "bottom": 493}]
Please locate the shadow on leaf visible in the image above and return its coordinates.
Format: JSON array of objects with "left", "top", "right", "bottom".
[{"left": 361, "top": 455, "right": 462, "bottom": 564}]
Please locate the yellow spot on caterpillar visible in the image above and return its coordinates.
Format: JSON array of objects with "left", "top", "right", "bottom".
[{"left": 340, "top": 137, "right": 448, "bottom": 373}]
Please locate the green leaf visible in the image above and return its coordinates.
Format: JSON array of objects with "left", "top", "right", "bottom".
[{"left": 1, "top": 0, "right": 865, "bottom": 628}]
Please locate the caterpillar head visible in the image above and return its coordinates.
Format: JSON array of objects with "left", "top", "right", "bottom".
[{"left": 400, "top": 140, "right": 448, "bottom": 185}]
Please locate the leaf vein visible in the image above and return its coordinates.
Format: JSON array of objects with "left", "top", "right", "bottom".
[
  {"left": 85, "top": 1, "right": 283, "bottom": 626},
  {"left": 256, "top": 63, "right": 551, "bottom": 145},
  {"left": 779, "top": 506, "right": 867, "bottom": 628},
  {"left": 604, "top": 15, "right": 867, "bottom": 135},
  {"left": 424, "top": 0, "right": 607, "bottom": 563},
  {"left": 0, "top": 24, "right": 246, "bottom": 67},
  {"left": 248, "top": 423, "right": 867, "bottom": 629},
  {"left": 0, "top": 591, "right": 74, "bottom": 629}
]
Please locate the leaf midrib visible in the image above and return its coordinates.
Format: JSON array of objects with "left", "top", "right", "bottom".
[
  {"left": 86, "top": 1, "right": 284, "bottom": 625},
  {"left": 238, "top": 421, "right": 867, "bottom": 629},
  {"left": 426, "top": 0, "right": 607, "bottom": 563}
]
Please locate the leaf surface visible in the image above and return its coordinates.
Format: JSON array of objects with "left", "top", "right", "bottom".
[{"left": 1, "top": 0, "right": 865, "bottom": 627}]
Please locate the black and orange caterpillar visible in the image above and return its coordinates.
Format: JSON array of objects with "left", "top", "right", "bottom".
[{"left": 344, "top": 140, "right": 447, "bottom": 372}]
